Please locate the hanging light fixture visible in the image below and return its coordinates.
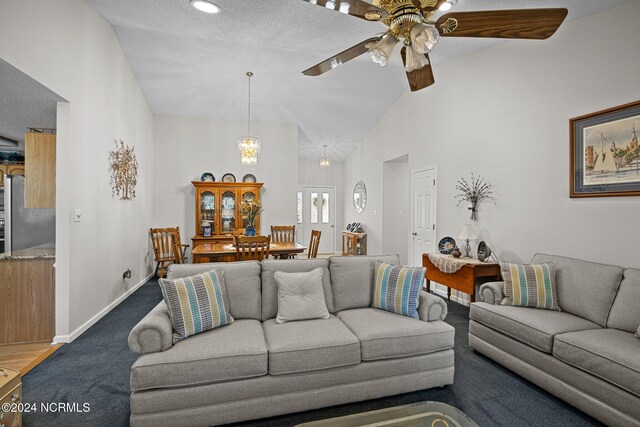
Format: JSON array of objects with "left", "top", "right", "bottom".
[
  {"left": 320, "top": 144, "right": 330, "bottom": 168},
  {"left": 237, "top": 71, "right": 261, "bottom": 166}
]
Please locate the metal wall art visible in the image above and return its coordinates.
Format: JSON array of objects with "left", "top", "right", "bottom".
[
  {"left": 455, "top": 173, "right": 495, "bottom": 221},
  {"left": 109, "top": 139, "right": 138, "bottom": 200}
]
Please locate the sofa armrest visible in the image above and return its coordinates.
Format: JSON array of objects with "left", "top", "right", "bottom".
[
  {"left": 480, "top": 281, "right": 505, "bottom": 305},
  {"left": 128, "top": 301, "right": 174, "bottom": 354},
  {"left": 418, "top": 291, "right": 448, "bottom": 321}
]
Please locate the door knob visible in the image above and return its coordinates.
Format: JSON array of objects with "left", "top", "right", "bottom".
[{"left": 412, "top": 232, "right": 417, "bottom": 236}]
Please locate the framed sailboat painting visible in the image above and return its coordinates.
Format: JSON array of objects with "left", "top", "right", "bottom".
[{"left": 570, "top": 100, "right": 640, "bottom": 197}]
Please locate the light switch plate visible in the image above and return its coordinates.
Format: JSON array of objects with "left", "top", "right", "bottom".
[{"left": 74, "top": 209, "right": 82, "bottom": 222}]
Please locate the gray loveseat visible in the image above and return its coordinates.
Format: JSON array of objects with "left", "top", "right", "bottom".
[
  {"left": 128, "top": 255, "right": 455, "bottom": 427},
  {"left": 469, "top": 253, "right": 640, "bottom": 426}
]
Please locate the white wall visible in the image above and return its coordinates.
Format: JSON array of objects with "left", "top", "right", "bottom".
[
  {"left": 298, "top": 159, "right": 344, "bottom": 249},
  {"left": 345, "top": 1, "right": 640, "bottom": 284},
  {"left": 382, "top": 159, "right": 410, "bottom": 263},
  {"left": 0, "top": 0, "right": 155, "bottom": 338},
  {"left": 154, "top": 115, "right": 298, "bottom": 242}
]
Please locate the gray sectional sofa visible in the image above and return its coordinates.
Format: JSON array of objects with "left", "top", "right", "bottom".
[
  {"left": 128, "top": 255, "right": 455, "bottom": 427},
  {"left": 469, "top": 253, "right": 640, "bottom": 426}
]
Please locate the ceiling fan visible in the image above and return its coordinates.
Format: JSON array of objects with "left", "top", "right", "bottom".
[{"left": 301, "top": 0, "right": 568, "bottom": 91}]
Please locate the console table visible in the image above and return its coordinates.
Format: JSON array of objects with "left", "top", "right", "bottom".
[{"left": 422, "top": 253, "right": 500, "bottom": 303}]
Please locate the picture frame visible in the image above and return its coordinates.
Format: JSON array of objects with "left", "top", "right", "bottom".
[
  {"left": 202, "top": 225, "right": 212, "bottom": 237},
  {"left": 570, "top": 100, "right": 640, "bottom": 198}
]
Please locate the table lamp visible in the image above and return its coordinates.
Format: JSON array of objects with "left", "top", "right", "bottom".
[{"left": 458, "top": 224, "right": 477, "bottom": 258}]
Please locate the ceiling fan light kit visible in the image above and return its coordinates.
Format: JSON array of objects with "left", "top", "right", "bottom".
[
  {"left": 404, "top": 45, "right": 429, "bottom": 72},
  {"left": 368, "top": 34, "right": 397, "bottom": 67},
  {"left": 439, "top": 0, "right": 457, "bottom": 12},
  {"left": 190, "top": 0, "right": 221, "bottom": 14},
  {"left": 301, "top": 0, "right": 568, "bottom": 92}
]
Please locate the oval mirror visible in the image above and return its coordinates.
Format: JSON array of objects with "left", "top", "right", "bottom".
[{"left": 353, "top": 180, "right": 367, "bottom": 214}]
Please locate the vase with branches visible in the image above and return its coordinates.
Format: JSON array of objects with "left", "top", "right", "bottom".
[{"left": 455, "top": 173, "right": 496, "bottom": 221}]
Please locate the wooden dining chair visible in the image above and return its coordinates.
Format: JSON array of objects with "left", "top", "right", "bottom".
[
  {"left": 150, "top": 227, "right": 188, "bottom": 278},
  {"left": 235, "top": 235, "right": 271, "bottom": 262},
  {"left": 271, "top": 225, "right": 296, "bottom": 258},
  {"left": 271, "top": 225, "right": 295, "bottom": 243},
  {"left": 307, "top": 230, "right": 321, "bottom": 259}
]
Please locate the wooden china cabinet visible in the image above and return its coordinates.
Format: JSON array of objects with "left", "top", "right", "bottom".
[{"left": 191, "top": 181, "right": 263, "bottom": 249}]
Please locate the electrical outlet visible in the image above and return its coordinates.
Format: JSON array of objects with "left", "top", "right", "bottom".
[
  {"left": 398, "top": 209, "right": 403, "bottom": 216},
  {"left": 123, "top": 269, "right": 131, "bottom": 280}
]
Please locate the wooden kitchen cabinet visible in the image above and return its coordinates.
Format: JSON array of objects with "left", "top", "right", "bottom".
[
  {"left": 24, "top": 132, "right": 56, "bottom": 208},
  {"left": 0, "top": 257, "right": 55, "bottom": 344},
  {"left": 0, "top": 163, "right": 26, "bottom": 186},
  {"left": 191, "top": 181, "right": 263, "bottom": 249}
]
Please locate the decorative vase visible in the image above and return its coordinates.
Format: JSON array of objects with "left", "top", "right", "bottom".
[
  {"left": 451, "top": 247, "right": 462, "bottom": 258},
  {"left": 245, "top": 225, "right": 256, "bottom": 236}
]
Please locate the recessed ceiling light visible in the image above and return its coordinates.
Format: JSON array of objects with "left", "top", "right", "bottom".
[{"left": 190, "top": 0, "right": 221, "bottom": 14}]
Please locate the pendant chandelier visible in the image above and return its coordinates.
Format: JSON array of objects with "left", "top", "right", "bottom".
[
  {"left": 320, "top": 144, "right": 330, "bottom": 168},
  {"left": 237, "top": 71, "right": 261, "bottom": 166}
]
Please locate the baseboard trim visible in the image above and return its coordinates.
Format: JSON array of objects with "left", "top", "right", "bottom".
[{"left": 53, "top": 272, "right": 154, "bottom": 344}]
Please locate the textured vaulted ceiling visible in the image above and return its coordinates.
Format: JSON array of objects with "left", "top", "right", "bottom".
[
  {"left": 85, "top": 0, "right": 627, "bottom": 161},
  {"left": 0, "top": 59, "right": 64, "bottom": 148}
]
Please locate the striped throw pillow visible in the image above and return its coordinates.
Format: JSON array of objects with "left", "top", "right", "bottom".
[
  {"left": 500, "top": 262, "right": 560, "bottom": 311},
  {"left": 372, "top": 261, "right": 425, "bottom": 318},
  {"left": 159, "top": 267, "right": 234, "bottom": 343}
]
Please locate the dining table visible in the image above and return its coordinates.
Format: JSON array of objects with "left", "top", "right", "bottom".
[{"left": 192, "top": 241, "right": 307, "bottom": 263}]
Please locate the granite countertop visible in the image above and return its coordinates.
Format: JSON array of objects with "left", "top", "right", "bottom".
[{"left": 0, "top": 245, "right": 56, "bottom": 260}]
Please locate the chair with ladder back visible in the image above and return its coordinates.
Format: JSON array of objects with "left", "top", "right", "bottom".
[
  {"left": 150, "top": 227, "right": 189, "bottom": 278},
  {"left": 307, "top": 230, "right": 321, "bottom": 259},
  {"left": 234, "top": 235, "right": 271, "bottom": 262}
]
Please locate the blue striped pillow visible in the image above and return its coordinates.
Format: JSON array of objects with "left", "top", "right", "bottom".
[
  {"left": 372, "top": 261, "right": 425, "bottom": 318},
  {"left": 159, "top": 267, "right": 234, "bottom": 343},
  {"left": 500, "top": 262, "right": 560, "bottom": 311}
]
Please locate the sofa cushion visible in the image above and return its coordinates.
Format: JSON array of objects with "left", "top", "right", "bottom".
[
  {"left": 337, "top": 307, "right": 454, "bottom": 361},
  {"left": 470, "top": 302, "right": 600, "bottom": 353},
  {"left": 159, "top": 267, "right": 234, "bottom": 342},
  {"left": 168, "top": 261, "right": 262, "bottom": 320},
  {"left": 262, "top": 315, "right": 360, "bottom": 375},
  {"left": 329, "top": 254, "right": 400, "bottom": 312},
  {"left": 554, "top": 328, "right": 640, "bottom": 397},
  {"left": 274, "top": 267, "right": 330, "bottom": 323},
  {"left": 531, "top": 253, "right": 622, "bottom": 327},
  {"left": 130, "top": 319, "right": 267, "bottom": 391},
  {"left": 261, "top": 259, "right": 333, "bottom": 321},
  {"left": 607, "top": 268, "right": 640, "bottom": 333},
  {"left": 500, "top": 262, "right": 559, "bottom": 311},
  {"left": 372, "top": 261, "right": 424, "bottom": 318}
]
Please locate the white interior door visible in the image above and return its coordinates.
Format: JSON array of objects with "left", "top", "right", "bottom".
[
  {"left": 302, "top": 186, "right": 335, "bottom": 254},
  {"left": 410, "top": 167, "right": 437, "bottom": 266}
]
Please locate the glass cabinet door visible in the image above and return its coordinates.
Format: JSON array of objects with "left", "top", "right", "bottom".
[
  {"left": 240, "top": 191, "right": 257, "bottom": 229},
  {"left": 221, "top": 191, "right": 236, "bottom": 233},
  {"left": 200, "top": 191, "right": 215, "bottom": 235}
]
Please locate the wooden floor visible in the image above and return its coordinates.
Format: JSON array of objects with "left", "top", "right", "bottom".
[{"left": 0, "top": 341, "right": 63, "bottom": 375}]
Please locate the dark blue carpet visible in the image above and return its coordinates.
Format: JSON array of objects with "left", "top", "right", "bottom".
[{"left": 22, "top": 280, "right": 602, "bottom": 427}]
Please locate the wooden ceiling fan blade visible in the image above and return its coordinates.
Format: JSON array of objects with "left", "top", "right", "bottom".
[
  {"left": 300, "top": 0, "right": 387, "bottom": 21},
  {"left": 436, "top": 8, "right": 568, "bottom": 39},
  {"left": 302, "top": 36, "right": 382, "bottom": 76},
  {"left": 400, "top": 47, "right": 435, "bottom": 92}
]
